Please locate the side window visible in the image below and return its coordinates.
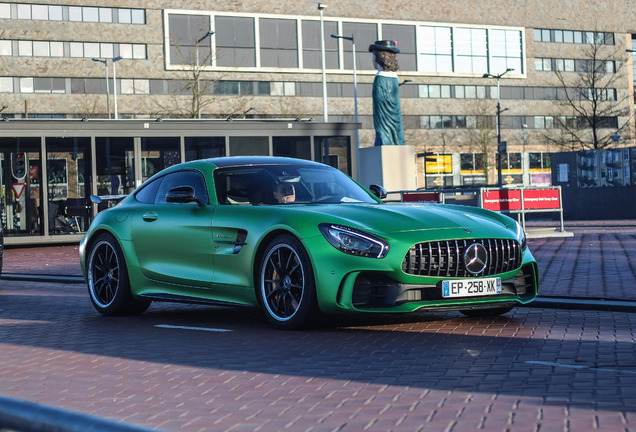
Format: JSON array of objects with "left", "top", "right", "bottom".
[
  {"left": 135, "top": 177, "right": 163, "bottom": 203},
  {"left": 155, "top": 170, "right": 209, "bottom": 205}
]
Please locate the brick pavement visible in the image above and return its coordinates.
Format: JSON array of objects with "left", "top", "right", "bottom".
[
  {"left": 3, "top": 220, "right": 636, "bottom": 301},
  {"left": 0, "top": 281, "right": 635, "bottom": 431}
]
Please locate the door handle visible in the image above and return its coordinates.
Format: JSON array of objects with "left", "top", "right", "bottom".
[{"left": 142, "top": 212, "right": 158, "bottom": 222}]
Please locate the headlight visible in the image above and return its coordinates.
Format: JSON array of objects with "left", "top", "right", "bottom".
[
  {"left": 319, "top": 224, "right": 389, "bottom": 258},
  {"left": 515, "top": 220, "right": 527, "bottom": 250}
]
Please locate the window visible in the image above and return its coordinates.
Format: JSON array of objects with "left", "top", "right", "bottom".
[
  {"left": 156, "top": 171, "right": 209, "bottom": 205},
  {"left": 0, "top": 77, "right": 13, "bottom": 92},
  {"left": 18, "top": 41, "right": 33, "bottom": 56},
  {"left": 32, "top": 5, "right": 48, "bottom": 20},
  {"left": 118, "top": 9, "right": 132, "bottom": 24},
  {"left": 70, "top": 43, "right": 83, "bottom": 57},
  {"left": 455, "top": 27, "right": 488, "bottom": 73},
  {"left": 382, "top": 24, "right": 416, "bottom": 71},
  {"left": 100, "top": 43, "right": 114, "bottom": 59},
  {"left": 20, "top": 77, "right": 34, "bottom": 93},
  {"left": 215, "top": 16, "right": 255, "bottom": 67},
  {"left": 49, "top": 5, "right": 62, "bottom": 21},
  {"left": 99, "top": 8, "right": 112, "bottom": 23},
  {"left": 0, "top": 4, "right": 10, "bottom": 19},
  {"left": 131, "top": 9, "right": 145, "bottom": 24},
  {"left": 260, "top": 19, "right": 298, "bottom": 68},
  {"left": 83, "top": 7, "right": 99, "bottom": 22},
  {"left": 534, "top": 28, "right": 614, "bottom": 45},
  {"left": 301, "top": 20, "right": 338, "bottom": 69},
  {"left": 168, "top": 13, "right": 212, "bottom": 66},
  {"left": 84, "top": 43, "right": 100, "bottom": 58},
  {"left": 419, "top": 26, "right": 452, "bottom": 73},
  {"left": 33, "top": 41, "right": 49, "bottom": 56},
  {"left": 271, "top": 82, "right": 296, "bottom": 96},
  {"left": 132, "top": 44, "right": 146, "bottom": 59},
  {"left": 135, "top": 177, "right": 163, "bottom": 204},
  {"left": 0, "top": 40, "right": 11, "bottom": 56},
  {"left": 69, "top": 6, "right": 82, "bottom": 21},
  {"left": 17, "top": 4, "right": 31, "bottom": 19},
  {"left": 52, "top": 41, "right": 64, "bottom": 57},
  {"left": 119, "top": 44, "right": 133, "bottom": 59},
  {"left": 342, "top": 22, "right": 377, "bottom": 71},
  {"left": 490, "top": 29, "right": 522, "bottom": 73}
]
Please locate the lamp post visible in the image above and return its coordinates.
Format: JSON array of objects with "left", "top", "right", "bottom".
[
  {"left": 318, "top": 3, "right": 328, "bottom": 122},
  {"left": 111, "top": 56, "right": 123, "bottom": 119},
  {"left": 483, "top": 68, "right": 514, "bottom": 187},
  {"left": 92, "top": 58, "right": 111, "bottom": 119},
  {"left": 610, "top": 133, "right": 620, "bottom": 149},
  {"left": 331, "top": 33, "right": 359, "bottom": 177},
  {"left": 196, "top": 30, "right": 214, "bottom": 119}
]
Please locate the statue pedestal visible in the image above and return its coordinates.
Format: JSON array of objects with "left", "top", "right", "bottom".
[{"left": 358, "top": 145, "right": 416, "bottom": 193}]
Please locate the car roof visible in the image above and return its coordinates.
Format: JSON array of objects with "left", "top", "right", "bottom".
[{"left": 203, "top": 156, "right": 326, "bottom": 169}]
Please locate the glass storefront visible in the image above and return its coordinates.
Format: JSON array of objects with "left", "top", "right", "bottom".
[
  {"left": 95, "top": 137, "right": 135, "bottom": 195},
  {"left": 0, "top": 120, "right": 357, "bottom": 244},
  {"left": 46, "top": 137, "right": 92, "bottom": 234},
  {"left": 0, "top": 137, "right": 43, "bottom": 236}
]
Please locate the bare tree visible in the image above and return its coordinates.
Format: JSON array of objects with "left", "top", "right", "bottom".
[
  {"left": 150, "top": 34, "right": 253, "bottom": 119},
  {"left": 468, "top": 111, "right": 497, "bottom": 185},
  {"left": 549, "top": 38, "right": 633, "bottom": 150}
]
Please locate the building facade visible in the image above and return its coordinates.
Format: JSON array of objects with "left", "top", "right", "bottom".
[{"left": 1, "top": 0, "right": 636, "bottom": 242}]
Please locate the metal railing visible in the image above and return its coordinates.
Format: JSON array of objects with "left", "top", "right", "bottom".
[{"left": 0, "top": 395, "right": 164, "bottom": 432}]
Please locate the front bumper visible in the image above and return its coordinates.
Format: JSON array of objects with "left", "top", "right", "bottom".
[{"left": 329, "top": 262, "right": 539, "bottom": 314}]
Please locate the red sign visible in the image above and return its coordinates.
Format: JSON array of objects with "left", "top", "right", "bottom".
[
  {"left": 403, "top": 192, "right": 440, "bottom": 203},
  {"left": 522, "top": 188, "right": 561, "bottom": 210},
  {"left": 482, "top": 189, "right": 522, "bottom": 211},
  {"left": 12, "top": 182, "right": 26, "bottom": 199}
]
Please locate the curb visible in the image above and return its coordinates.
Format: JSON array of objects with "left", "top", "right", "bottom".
[
  {"left": 1, "top": 273, "right": 84, "bottom": 284},
  {"left": 526, "top": 296, "right": 636, "bottom": 313},
  {"left": 3, "top": 273, "right": 636, "bottom": 314}
]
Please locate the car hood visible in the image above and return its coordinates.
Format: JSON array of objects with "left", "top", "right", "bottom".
[{"left": 291, "top": 202, "right": 514, "bottom": 238}]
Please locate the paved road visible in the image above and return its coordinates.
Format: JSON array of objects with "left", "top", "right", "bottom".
[
  {"left": 1, "top": 279, "right": 636, "bottom": 431},
  {"left": 2, "top": 223, "right": 636, "bottom": 431}
]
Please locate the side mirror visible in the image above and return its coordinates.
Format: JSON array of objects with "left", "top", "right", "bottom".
[
  {"left": 369, "top": 184, "right": 387, "bottom": 199},
  {"left": 165, "top": 186, "right": 204, "bottom": 206}
]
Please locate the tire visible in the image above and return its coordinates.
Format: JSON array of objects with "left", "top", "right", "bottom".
[
  {"left": 461, "top": 305, "right": 514, "bottom": 318},
  {"left": 87, "top": 233, "right": 150, "bottom": 316},
  {"left": 258, "top": 235, "right": 318, "bottom": 329}
]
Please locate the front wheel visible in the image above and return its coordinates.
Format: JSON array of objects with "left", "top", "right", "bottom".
[
  {"left": 258, "top": 235, "right": 318, "bottom": 329},
  {"left": 87, "top": 233, "right": 150, "bottom": 316}
]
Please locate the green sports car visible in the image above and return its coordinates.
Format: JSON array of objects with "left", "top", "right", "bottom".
[{"left": 80, "top": 156, "right": 538, "bottom": 329}]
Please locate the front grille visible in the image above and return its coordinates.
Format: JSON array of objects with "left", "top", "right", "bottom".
[{"left": 402, "top": 238, "right": 521, "bottom": 278}]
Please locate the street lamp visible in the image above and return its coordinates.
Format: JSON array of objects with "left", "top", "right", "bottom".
[
  {"left": 92, "top": 58, "right": 111, "bottom": 119},
  {"left": 111, "top": 56, "right": 123, "bottom": 119},
  {"left": 483, "top": 68, "right": 514, "bottom": 187},
  {"left": 0, "top": 104, "right": 7, "bottom": 113},
  {"left": 318, "top": 3, "right": 328, "bottom": 122},
  {"left": 196, "top": 30, "right": 214, "bottom": 119},
  {"left": 610, "top": 133, "right": 620, "bottom": 148},
  {"left": 331, "top": 33, "right": 359, "bottom": 177}
]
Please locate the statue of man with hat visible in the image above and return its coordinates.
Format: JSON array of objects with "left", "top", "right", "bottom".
[{"left": 369, "top": 40, "right": 405, "bottom": 146}]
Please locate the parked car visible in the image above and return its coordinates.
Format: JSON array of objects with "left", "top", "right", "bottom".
[{"left": 80, "top": 156, "right": 538, "bottom": 329}]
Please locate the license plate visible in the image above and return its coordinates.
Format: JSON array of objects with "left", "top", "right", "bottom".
[{"left": 442, "top": 277, "right": 502, "bottom": 298}]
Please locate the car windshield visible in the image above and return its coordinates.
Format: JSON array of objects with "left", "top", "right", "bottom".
[{"left": 214, "top": 164, "right": 378, "bottom": 205}]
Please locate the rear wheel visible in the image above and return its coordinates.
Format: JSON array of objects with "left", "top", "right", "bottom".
[
  {"left": 461, "top": 305, "right": 514, "bottom": 318},
  {"left": 258, "top": 235, "right": 318, "bottom": 329},
  {"left": 87, "top": 233, "right": 150, "bottom": 316}
]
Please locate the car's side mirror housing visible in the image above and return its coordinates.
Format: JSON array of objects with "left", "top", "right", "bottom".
[
  {"left": 369, "top": 184, "right": 387, "bottom": 199},
  {"left": 166, "top": 186, "right": 205, "bottom": 206}
]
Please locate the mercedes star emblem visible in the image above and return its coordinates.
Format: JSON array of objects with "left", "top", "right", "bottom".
[{"left": 464, "top": 243, "right": 488, "bottom": 274}]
